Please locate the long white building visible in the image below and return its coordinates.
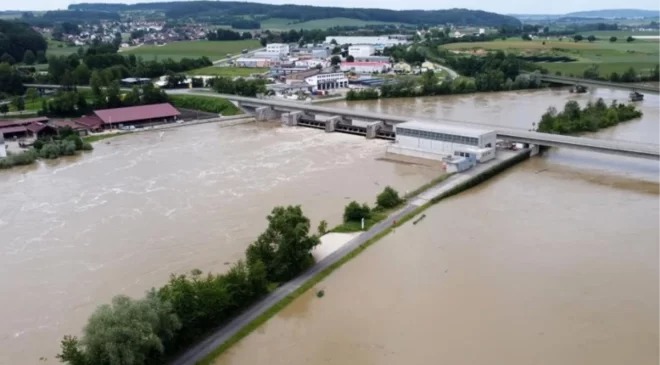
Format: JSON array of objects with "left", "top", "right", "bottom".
[
  {"left": 348, "top": 45, "right": 375, "bottom": 57},
  {"left": 305, "top": 72, "right": 348, "bottom": 91},
  {"left": 340, "top": 62, "right": 391, "bottom": 74},
  {"left": 324, "top": 36, "right": 407, "bottom": 50},
  {"left": 266, "top": 43, "right": 290, "bottom": 55},
  {"left": 388, "top": 121, "right": 496, "bottom": 163}
]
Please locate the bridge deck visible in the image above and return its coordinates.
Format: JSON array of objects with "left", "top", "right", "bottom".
[{"left": 529, "top": 74, "right": 660, "bottom": 94}]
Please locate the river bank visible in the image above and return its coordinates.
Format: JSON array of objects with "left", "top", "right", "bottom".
[{"left": 178, "top": 148, "right": 531, "bottom": 365}]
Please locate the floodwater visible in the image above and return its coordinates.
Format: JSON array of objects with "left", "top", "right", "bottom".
[
  {"left": 214, "top": 88, "right": 659, "bottom": 365},
  {"left": 0, "top": 123, "right": 440, "bottom": 364}
]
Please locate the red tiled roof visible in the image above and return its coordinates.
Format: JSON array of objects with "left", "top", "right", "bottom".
[
  {"left": 0, "top": 126, "right": 28, "bottom": 135},
  {"left": 73, "top": 116, "right": 104, "bottom": 129},
  {"left": 93, "top": 103, "right": 180, "bottom": 124},
  {"left": 53, "top": 120, "right": 88, "bottom": 130}
]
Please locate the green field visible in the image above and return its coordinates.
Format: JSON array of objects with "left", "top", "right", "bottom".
[
  {"left": 185, "top": 66, "right": 269, "bottom": 77},
  {"left": 442, "top": 37, "right": 659, "bottom": 76},
  {"left": 46, "top": 40, "right": 81, "bottom": 57},
  {"left": 124, "top": 40, "right": 261, "bottom": 61},
  {"left": 260, "top": 17, "right": 403, "bottom": 30},
  {"left": 578, "top": 30, "right": 660, "bottom": 38}
]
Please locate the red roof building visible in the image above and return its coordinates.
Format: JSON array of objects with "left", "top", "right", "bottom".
[
  {"left": 93, "top": 103, "right": 180, "bottom": 126},
  {"left": 71, "top": 116, "right": 104, "bottom": 131},
  {"left": 0, "top": 117, "right": 49, "bottom": 129}
]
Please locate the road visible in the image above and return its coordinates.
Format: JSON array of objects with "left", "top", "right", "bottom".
[
  {"left": 171, "top": 202, "right": 420, "bottom": 365},
  {"left": 435, "top": 64, "right": 459, "bottom": 79}
]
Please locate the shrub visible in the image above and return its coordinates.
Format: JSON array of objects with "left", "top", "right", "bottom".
[
  {"left": 317, "top": 220, "right": 328, "bottom": 235},
  {"left": 0, "top": 149, "right": 38, "bottom": 169},
  {"left": 39, "top": 142, "right": 62, "bottom": 159},
  {"left": 376, "top": 186, "right": 402, "bottom": 209},
  {"left": 81, "top": 142, "right": 93, "bottom": 151},
  {"left": 343, "top": 201, "right": 371, "bottom": 222}
]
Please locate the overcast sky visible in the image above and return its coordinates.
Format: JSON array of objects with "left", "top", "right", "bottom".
[{"left": 3, "top": 0, "right": 660, "bottom": 15}]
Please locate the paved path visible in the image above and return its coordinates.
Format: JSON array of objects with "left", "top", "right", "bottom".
[{"left": 171, "top": 202, "right": 418, "bottom": 365}]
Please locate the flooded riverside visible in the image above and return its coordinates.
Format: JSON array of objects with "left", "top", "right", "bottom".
[
  {"left": 213, "top": 88, "right": 659, "bottom": 365},
  {"left": 0, "top": 123, "right": 439, "bottom": 364}
]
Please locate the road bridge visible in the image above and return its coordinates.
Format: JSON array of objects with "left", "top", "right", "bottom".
[
  {"left": 527, "top": 73, "right": 660, "bottom": 94},
  {"left": 210, "top": 93, "right": 660, "bottom": 160}
]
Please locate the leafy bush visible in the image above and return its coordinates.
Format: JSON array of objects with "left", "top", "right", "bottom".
[
  {"left": 0, "top": 149, "right": 38, "bottom": 169},
  {"left": 81, "top": 142, "right": 93, "bottom": 151},
  {"left": 39, "top": 142, "right": 62, "bottom": 159},
  {"left": 376, "top": 186, "right": 402, "bottom": 209},
  {"left": 168, "top": 95, "right": 240, "bottom": 115},
  {"left": 343, "top": 201, "right": 371, "bottom": 222}
]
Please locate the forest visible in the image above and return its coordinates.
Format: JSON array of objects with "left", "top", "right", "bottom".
[
  {"left": 537, "top": 99, "right": 643, "bottom": 135},
  {"left": 0, "top": 20, "right": 48, "bottom": 64},
  {"left": 69, "top": 2, "right": 522, "bottom": 27}
]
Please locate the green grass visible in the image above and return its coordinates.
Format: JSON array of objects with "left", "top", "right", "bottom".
[
  {"left": 260, "top": 17, "right": 404, "bottom": 30},
  {"left": 403, "top": 173, "right": 453, "bottom": 200},
  {"left": 83, "top": 132, "right": 129, "bottom": 143},
  {"left": 8, "top": 98, "right": 45, "bottom": 112},
  {"left": 124, "top": 40, "right": 260, "bottom": 61},
  {"left": 46, "top": 40, "right": 81, "bottom": 57},
  {"left": 578, "top": 30, "right": 660, "bottom": 38},
  {"left": 442, "top": 37, "right": 659, "bottom": 76},
  {"left": 186, "top": 66, "right": 269, "bottom": 77},
  {"left": 168, "top": 94, "right": 241, "bottom": 115}
]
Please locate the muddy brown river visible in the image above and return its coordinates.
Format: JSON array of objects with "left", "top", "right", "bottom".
[
  {"left": 213, "top": 88, "right": 659, "bottom": 365},
  {"left": 1, "top": 87, "right": 658, "bottom": 364}
]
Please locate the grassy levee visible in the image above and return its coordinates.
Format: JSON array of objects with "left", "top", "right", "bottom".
[
  {"left": 403, "top": 173, "right": 454, "bottom": 199},
  {"left": 195, "top": 150, "right": 531, "bottom": 365},
  {"left": 83, "top": 132, "right": 129, "bottom": 143}
]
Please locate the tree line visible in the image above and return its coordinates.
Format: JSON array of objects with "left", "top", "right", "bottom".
[
  {"left": 44, "top": 78, "right": 168, "bottom": 117},
  {"left": 209, "top": 76, "right": 268, "bottom": 97},
  {"left": 566, "top": 64, "right": 660, "bottom": 84},
  {"left": 40, "top": 42, "right": 212, "bottom": 88},
  {"left": 56, "top": 205, "right": 321, "bottom": 365},
  {"left": 70, "top": 1, "right": 522, "bottom": 27},
  {"left": 537, "top": 98, "right": 643, "bottom": 135},
  {"left": 207, "top": 28, "right": 253, "bottom": 41}
]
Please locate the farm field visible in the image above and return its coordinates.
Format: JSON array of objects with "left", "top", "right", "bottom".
[
  {"left": 441, "top": 37, "right": 659, "bottom": 76},
  {"left": 577, "top": 30, "right": 660, "bottom": 38},
  {"left": 124, "top": 40, "right": 260, "bottom": 61},
  {"left": 185, "top": 66, "right": 269, "bottom": 77},
  {"left": 260, "top": 17, "right": 403, "bottom": 30},
  {"left": 46, "top": 40, "right": 81, "bottom": 57}
]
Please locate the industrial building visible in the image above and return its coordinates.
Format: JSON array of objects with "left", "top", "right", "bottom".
[
  {"left": 304, "top": 72, "right": 349, "bottom": 90},
  {"left": 387, "top": 121, "right": 496, "bottom": 164},
  {"left": 235, "top": 58, "right": 272, "bottom": 68},
  {"left": 93, "top": 103, "right": 181, "bottom": 128},
  {"left": 266, "top": 43, "right": 290, "bottom": 55},
  {"left": 340, "top": 62, "right": 392, "bottom": 74},
  {"left": 352, "top": 55, "right": 391, "bottom": 63},
  {"left": 348, "top": 45, "right": 375, "bottom": 57}
]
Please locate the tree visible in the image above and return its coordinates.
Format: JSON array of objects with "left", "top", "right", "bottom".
[
  {"left": 36, "top": 50, "right": 47, "bottom": 64},
  {"left": 89, "top": 70, "right": 106, "bottom": 108},
  {"left": 58, "top": 293, "right": 181, "bottom": 365},
  {"left": 346, "top": 55, "right": 355, "bottom": 62},
  {"left": 0, "top": 103, "right": 8, "bottom": 115},
  {"left": 317, "top": 220, "right": 328, "bottom": 235},
  {"left": 241, "top": 31, "right": 252, "bottom": 40},
  {"left": 72, "top": 64, "right": 91, "bottom": 85},
  {"left": 23, "top": 50, "right": 36, "bottom": 65},
  {"left": 343, "top": 201, "right": 371, "bottom": 222},
  {"left": 330, "top": 38, "right": 337, "bottom": 45},
  {"left": 331, "top": 46, "right": 341, "bottom": 55},
  {"left": 330, "top": 55, "right": 341, "bottom": 66},
  {"left": 521, "top": 33, "right": 531, "bottom": 41},
  {"left": 627, "top": 36, "right": 635, "bottom": 42},
  {"left": 587, "top": 35, "right": 596, "bottom": 42},
  {"left": 245, "top": 205, "right": 320, "bottom": 282},
  {"left": 573, "top": 34, "right": 583, "bottom": 42},
  {"left": 0, "top": 53, "right": 16, "bottom": 65},
  {"left": 259, "top": 37, "right": 267, "bottom": 47},
  {"left": 106, "top": 80, "right": 122, "bottom": 108},
  {"left": 609, "top": 36, "right": 617, "bottom": 42},
  {"left": 25, "top": 88, "right": 38, "bottom": 102},
  {"left": 11, "top": 96, "right": 25, "bottom": 111},
  {"left": 376, "top": 186, "right": 403, "bottom": 209}
]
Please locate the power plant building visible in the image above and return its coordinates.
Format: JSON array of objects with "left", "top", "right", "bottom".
[{"left": 388, "top": 121, "right": 496, "bottom": 163}]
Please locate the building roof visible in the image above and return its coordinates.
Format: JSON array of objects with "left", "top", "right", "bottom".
[
  {"left": 93, "top": 103, "right": 180, "bottom": 124},
  {"left": 0, "top": 126, "right": 28, "bottom": 135},
  {"left": 73, "top": 116, "right": 104, "bottom": 129},
  {"left": 26, "top": 122, "right": 48, "bottom": 134},
  {"left": 341, "top": 62, "right": 390, "bottom": 66},
  {"left": 395, "top": 121, "right": 494, "bottom": 138},
  {"left": 53, "top": 120, "right": 89, "bottom": 130},
  {"left": 0, "top": 117, "right": 49, "bottom": 128}
]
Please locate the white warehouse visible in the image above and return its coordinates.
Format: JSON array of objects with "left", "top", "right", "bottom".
[
  {"left": 348, "top": 45, "right": 375, "bottom": 57},
  {"left": 305, "top": 72, "right": 349, "bottom": 90},
  {"left": 387, "top": 121, "right": 496, "bottom": 163}
]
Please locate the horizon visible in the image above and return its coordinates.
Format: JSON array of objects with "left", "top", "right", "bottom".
[{"left": 1, "top": 0, "right": 659, "bottom": 16}]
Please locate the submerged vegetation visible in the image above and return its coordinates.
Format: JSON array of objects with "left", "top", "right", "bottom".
[
  {"left": 537, "top": 98, "right": 643, "bottom": 135},
  {"left": 0, "top": 127, "right": 92, "bottom": 170}
]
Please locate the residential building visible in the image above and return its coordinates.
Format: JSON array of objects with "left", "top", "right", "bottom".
[
  {"left": 393, "top": 61, "right": 412, "bottom": 73},
  {"left": 311, "top": 49, "right": 330, "bottom": 58},
  {"left": 266, "top": 43, "right": 290, "bottom": 55},
  {"left": 0, "top": 117, "right": 54, "bottom": 140},
  {"left": 295, "top": 59, "right": 327, "bottom": 69},
  {"left": 305, "top": 72, "right": 349, "bottom": 91},
  {"left": 348, "top": 45, "right": 375, "bottom": 58},
  {"left": 340, "top": 62, "right": 392, "bottom": 74},
  {"left": 388, "top": 121, "right": 496, "bottom": 163}
]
